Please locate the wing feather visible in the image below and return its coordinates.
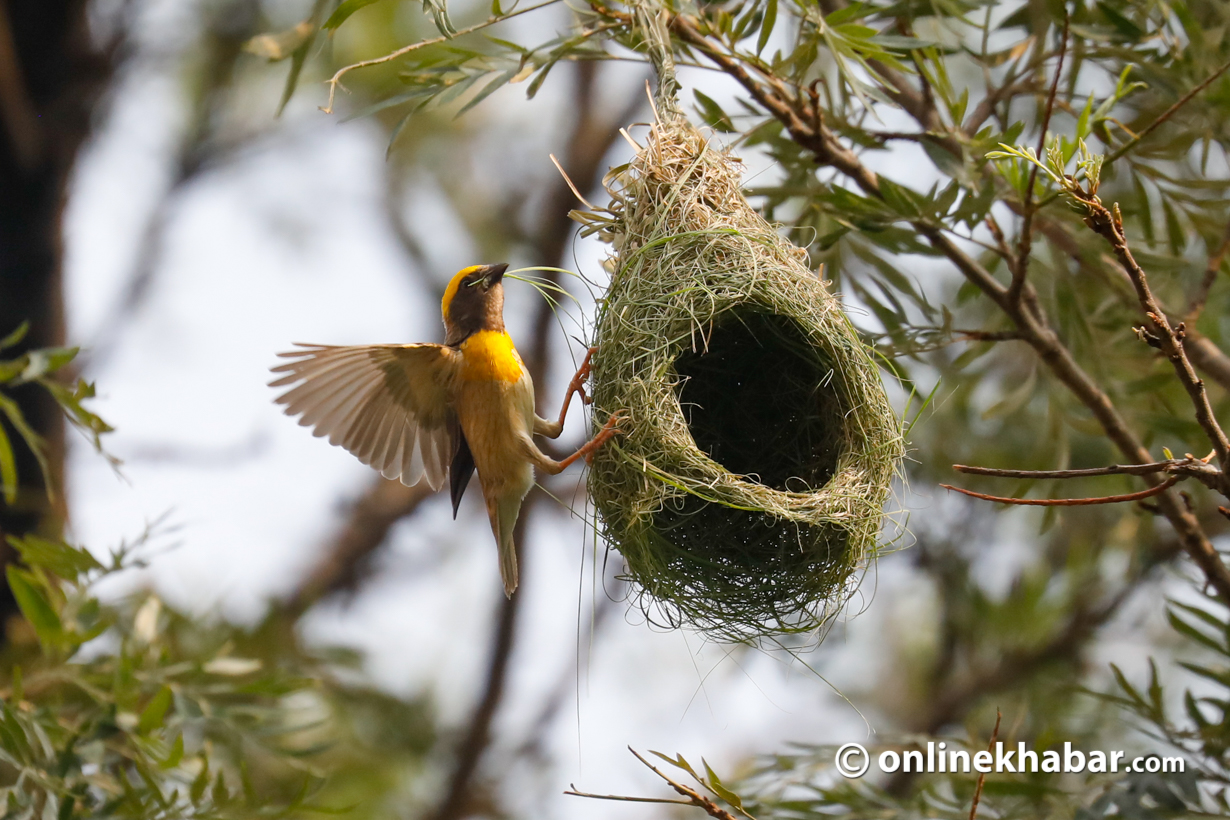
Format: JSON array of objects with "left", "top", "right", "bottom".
[
  {"left": 297, "top": 374, "right": 382, "bottom": 428},
  {"left": 271, "top": 343, "right": 459, "bottom": 490}
]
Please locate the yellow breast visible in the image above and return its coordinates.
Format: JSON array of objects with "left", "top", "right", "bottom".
[{"left": 459, "top": 330, "right": 523, "bottom": 383}]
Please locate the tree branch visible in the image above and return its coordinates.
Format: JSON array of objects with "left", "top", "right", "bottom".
[
  {"left": 940, "top": 475, "right": 1180, "bottom": 506},
  {"left": 1074, "top": 194, "right": 1230, "bottom": 475}
]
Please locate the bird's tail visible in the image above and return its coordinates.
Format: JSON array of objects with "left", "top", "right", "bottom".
[{"left": 488, "top": 494, "right": 521, "bottom": 597}]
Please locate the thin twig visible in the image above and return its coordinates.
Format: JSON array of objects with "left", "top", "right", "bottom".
[
  {"left": 630, "top": 748, "right": 751, "bottom": 820},
  {"left": 564, "top": 790, "right": 694, "bottom": 806},
  {"left": 1009, "top": 15, "right": 1068, "bottom": 307},
  {"left": 1074, "top": 192, "right": 1230, "bottom": 475},
  {"left": 567, "top": 748, "right": 750, "bottom": 820},
  {"left": 955, "top": 459, "right": 1176, "bottom": 478},
  {"left": 320, "top": 0, "right": 561, "bottom": 114},
  {"left": 969, "top": 710, "right": 1002, "bottom": 820},
  {"left": 956, "top": 329, "right": 1026, "bottom": 342},
  {"left": 940, "top": 476, "right": 1180, "bottom": 506}
]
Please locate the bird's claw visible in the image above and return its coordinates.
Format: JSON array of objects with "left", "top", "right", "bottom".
[{"left": 585, "top": 410, "right": 627, "bottom": 465}]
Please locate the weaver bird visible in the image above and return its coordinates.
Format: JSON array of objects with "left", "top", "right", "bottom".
[{"left": 270, "top": 263, "right": 622, "bottom": 597}]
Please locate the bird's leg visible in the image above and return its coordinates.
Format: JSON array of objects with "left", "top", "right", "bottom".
[
  {"left": 531, "top": 411, "right": 625, "bottom": 475},
  {"left": 534, "top": 346, "right": 597, "bottom": 439}
]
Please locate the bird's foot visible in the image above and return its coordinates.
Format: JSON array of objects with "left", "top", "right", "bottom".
[{"left": 584, "top": 410, "right": 626, "bottom": 465}]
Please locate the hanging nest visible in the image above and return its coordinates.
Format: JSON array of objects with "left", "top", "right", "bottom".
[{"left": 579, "top": 16, "right": 902, "bottom": 642}]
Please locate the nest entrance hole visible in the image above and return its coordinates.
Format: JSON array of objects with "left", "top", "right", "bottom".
[{"left": 673, "top": 311, "right": 844, "bottom": 491}]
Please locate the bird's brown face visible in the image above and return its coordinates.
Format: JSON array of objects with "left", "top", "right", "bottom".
[{"left": 443, "top": 263, "right": 508, "bottom": 346}]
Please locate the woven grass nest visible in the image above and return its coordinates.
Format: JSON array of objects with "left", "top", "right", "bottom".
[{"left": 581, "top": 58, "right": 902, "bottom": 641}]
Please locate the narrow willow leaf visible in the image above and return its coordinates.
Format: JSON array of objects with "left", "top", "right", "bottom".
[
  {"left": 323, "top": 0, "right": 383, "bottom": 29},
  {"left": 0, "top": 322, "right": 28, "bottom": 351},
  {"left": 8, "top": 535, "right": 102, "bottom": 581},
  {"left": 757, "top": 0, "right": 777, "bottom": 55},
  {"left": 694, "top": 90, "right": 735, "bottom": 131},
  {"left": 0, "top": 422, "right": 15, "bottom": 505},
  {"left": 0, "top": 394, "right": 49, "bottom": 496},
  {"left": 6, "top": 567, "right": 62, "bottom": 646},
  {"left": 457, "top": 68, "right": 518, "bottom": 116},
  {"left": 138, "top": 686, "right": 174, "bottom": 734}
]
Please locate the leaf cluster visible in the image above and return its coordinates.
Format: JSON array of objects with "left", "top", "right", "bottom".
[{"left": 0, "top": 323, "right": 113, "bottom": 506}]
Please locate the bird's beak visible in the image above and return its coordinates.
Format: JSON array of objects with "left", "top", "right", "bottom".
[{"left": 484, "top": 263, "right": 509, "bottom": 286}]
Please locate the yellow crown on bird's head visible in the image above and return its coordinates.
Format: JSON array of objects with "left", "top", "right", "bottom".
[{"left": 442, "top": 263, "right": 508, "bottom": 320}]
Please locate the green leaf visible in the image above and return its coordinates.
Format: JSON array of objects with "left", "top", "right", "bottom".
[
  {"left": 162, "top": 733, "right": 185, "bottom": 769},
  {"left": 191, "top": 758, "right": 211, "bottom": 802},
  {"left": 1096, "top": 2, "right": 1145, "bottom": 38},
  {"left": 422, "top": 0, "right": 457, "bottom": 36},
  {"left": 7, "top": 535, "right": 102, "bottom": 581},
  {"left": 0, "top": 421, "right": 16, "bottom": 505},
  {"left": 694, "top": 90, "right": 735, "bottom": 132},
  {"left": 1076, "top": 92, "right": 1094, "bottom": 140},
  {"left": 17, "top": 347, "right": 77, "bottom": 382},
  {"left": 457, "top": 68, "right": 518, "bottom": 116},
  {"left": 6, "top": 567, "right": 62, "bottom": 646},
  {"left": 138, "top": 686, "right": 174, "bottom": 735},
  {"left": 703, "top": 759, "right": 744, "bottom": 809},
  {"left": 650, "top": 750, "right": 700, "bottom": 780},
  {"left": 323, "top": 0, "right": 383, "bottom": 29},
  {"left": 823, "top": 2, "right": 869, "bottom": 26},
  {"left": 756, "top": 0, "right": 777, "bottom": 55},
  {"left": 0, "top": 322, "right": 28, "bottom": 352},
  {"left": 1168, "top": 609, "right": 1224, "bottom": 654}
]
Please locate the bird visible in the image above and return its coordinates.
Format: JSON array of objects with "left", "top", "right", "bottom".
[{"left": 269, "top": 263, "right": 622, "bottom": 597}]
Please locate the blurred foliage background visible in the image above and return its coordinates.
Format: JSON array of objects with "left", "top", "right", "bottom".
[{"left": 3, "top": 0, "right": 1230, "bottom": 817}]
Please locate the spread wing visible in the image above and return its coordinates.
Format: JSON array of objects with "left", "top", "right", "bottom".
[{"left": 270, "top": 343, "right": 460, "bottom": 490}]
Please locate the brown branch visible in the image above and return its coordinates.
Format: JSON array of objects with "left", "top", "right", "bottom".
[
  {"left": 629, "top": 748, "right": 750, "bottom": 820},
  {"left": 954, "top": 461, "right": 1169, "bottom": 478},
  {"left": 565, "top": 747, "right": 751, "bottom": 820},
  {"left": 953, "top": 457, "right": 1227, "bottom": 488},
  {"left": 968, "top": 710, "right": 1001, "bottom": 820},
  {"left": 1008, "top": 16, "right": 1067, "bottom": 308},
  {"left": 1075, "top": 194, "right": 1230, "bottom": 475},
  {"left": 956, "top": 329, "right": 1025, "bottom": 342},
  {"left": 940, "top": 476, "right": 1180, "bottom": 506},
  {"left": 564, "top": 789, "right": 695, "bottom": 807}
]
